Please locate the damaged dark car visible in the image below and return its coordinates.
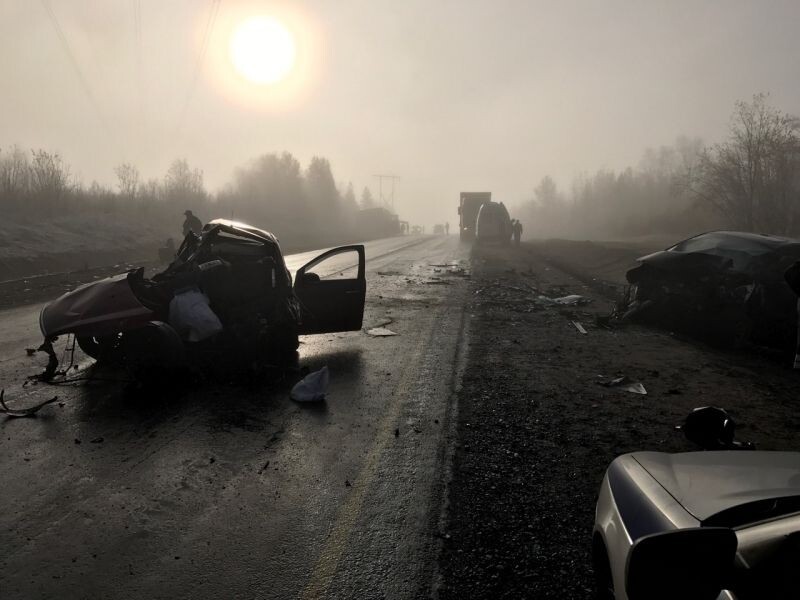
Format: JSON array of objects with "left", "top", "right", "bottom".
[
  {"left": 39, "top": 219, "right": 366, "bottom": 375},
  {"left": 624, "top": 231, "right": 800, "bottom": 349}
]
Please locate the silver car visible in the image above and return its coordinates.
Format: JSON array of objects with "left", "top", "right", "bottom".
[{"left": 593, "top": 450, "right": 800, "bottom": 600}]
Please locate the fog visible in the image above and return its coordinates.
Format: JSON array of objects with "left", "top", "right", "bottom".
[{"left": 2, "top": 0, "right": 800, "bottom": 233}]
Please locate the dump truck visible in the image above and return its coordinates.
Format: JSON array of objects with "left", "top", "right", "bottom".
[{"left": 458, "top": 192, "right": 491, "bottom": 241}]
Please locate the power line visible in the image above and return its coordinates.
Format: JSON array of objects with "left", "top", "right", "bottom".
[
  {"left": 40, "top": 0, "right": 108, "bottom": 132},
  {"left": 133, "top": 0, "right": 144, "bottom": 132},
  {"left": 176, "top": 0, "right": 221, "bottom": 136},
  {"left": 373, "top": 174, "right": 400, "bottom": 212}
]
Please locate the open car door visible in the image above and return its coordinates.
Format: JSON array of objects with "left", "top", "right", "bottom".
[{"left": 294, "top": 245, "right": 366, "bottom": 335}]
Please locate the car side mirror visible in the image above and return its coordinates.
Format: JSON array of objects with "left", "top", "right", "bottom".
[
  {"left": 626, "top": 527, "right": 737, "bottom": 600},
  {"left": 299, "top": 272, "right": 321, "bottom": 285},
  {"left": 677, "top": 406, "right": 754, "bottom": 450}
]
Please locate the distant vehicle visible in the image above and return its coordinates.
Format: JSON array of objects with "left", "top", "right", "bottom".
[
  {"left": 594, "top": 409, "right": 800, "bottom": 600},
  {"left": 357, "top": 207, "right": 401, "bottom": 238},
  {"left": 475, "top": 201, "right": 511, "bottom": 245},
  {"left": 433, "top": 224, "right": 445, "bottom": 235},
  {"left": 458, "top": 192, "right": 491, "bottom": 241},
  {"left": 625, "top": 231, "right": 800, "bottom": 349},
  {"left": 39, "top": 219, "right": 366, "bottom": 373}
]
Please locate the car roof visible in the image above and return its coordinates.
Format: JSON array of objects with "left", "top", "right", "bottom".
[
  {"left": 205, "top": 218, "right": 279, "bottom": 245},
  {"left": 632, "top": 451, "right": 800, "bottom": 525},
  {"left": 674, "top": 230, "right": 800, "bottom": 250}
]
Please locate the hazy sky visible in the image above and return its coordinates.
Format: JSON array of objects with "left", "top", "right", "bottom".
[{"left": 2, "top": 0, "right": 799, "bottom": 226}]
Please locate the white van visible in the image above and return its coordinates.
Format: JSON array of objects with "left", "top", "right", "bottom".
[{"left": 475, "top": 201, "right": 512, "bottom": 244}]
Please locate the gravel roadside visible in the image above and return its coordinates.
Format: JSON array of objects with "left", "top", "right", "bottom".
[{"left": 435, "top": 241, "right": 800, "bottom": 599}]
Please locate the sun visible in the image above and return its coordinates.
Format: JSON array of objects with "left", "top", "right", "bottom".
[{"left": 229, "top": 16, "right": 296, "bottom": 85}]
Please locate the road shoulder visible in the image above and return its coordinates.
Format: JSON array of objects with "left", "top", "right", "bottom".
[{"left": 436, "top": 241, "right": 800, "bottom": 599}]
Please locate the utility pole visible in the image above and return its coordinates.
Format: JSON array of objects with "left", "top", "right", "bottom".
[{"left": 373, "top": 174, "right": 400, "bottom": 212}]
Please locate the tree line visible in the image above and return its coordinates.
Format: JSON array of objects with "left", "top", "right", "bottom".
[
  {"left": 0, "top": 148, "right": 384, "bottom": 245},
  {"left": 520, "top": 94, "right": 800, "bottom": 240}
]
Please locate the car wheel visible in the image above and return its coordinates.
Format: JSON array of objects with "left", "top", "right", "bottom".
[
  {"left": 77, "top": 334, "right": 121, "bottom": 362},
  {"left": 269, "top": 324, "right": 299, "bottom": 354},
  {"left": 592, "top": 537, "right": 615, "bottom": 600},
  {"left": 120, "top": 322, "right": 186, "bottom": 372}
]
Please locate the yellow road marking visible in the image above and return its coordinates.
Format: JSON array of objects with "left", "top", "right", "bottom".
[{"left": 299, "top": 324, "right": 432, "bottom": 599}]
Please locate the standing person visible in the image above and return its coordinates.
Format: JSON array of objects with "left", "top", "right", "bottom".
[
  {"left": 513, "top": 219, "right": 523, "bottom": 246},
  {"left": 182, "top": 210, "right": 203, "bottom": 237},
  {"left": 445, "top": 221, "right": 450, "bottom": 236}
]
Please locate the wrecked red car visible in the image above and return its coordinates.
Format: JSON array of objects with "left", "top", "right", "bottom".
[
  {"left": 39, "top": 219, "right": 366, "bottom": 373},
  {"left": 624, "top": 230, "right": 800, "bottom": 349}
]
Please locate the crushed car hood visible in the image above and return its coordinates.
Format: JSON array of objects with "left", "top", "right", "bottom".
[
  {"left": 632, "top": 451, "right": 800, "bottom": 523},
  {"left": 40, "top": 272, "right": 155, "bottom": 338}
]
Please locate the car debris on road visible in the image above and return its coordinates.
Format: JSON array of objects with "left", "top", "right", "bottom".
[
  {"left": 290, "top": 366, "right": 330, "bottom": 402},
  {"left": 366, "top": 327, "right": 398, "bottom": 337},
  {"left": 0, "top": 389, "right": 59, "bottom": 417},
  {"left": 598, "top": 375, "right": 647, "bottom": 395}
]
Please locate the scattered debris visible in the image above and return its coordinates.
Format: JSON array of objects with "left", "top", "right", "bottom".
[
  {"left": 258, "top": 460, "right": 270, "bottom": 474},
  {"left": 38, "top": 338, "right": 58, "bottom": 381},
  {"left": 0, "top": 389, "right": 59, "bottom": 418},
  {"left": 394, "top": 428, "right": 400, "bottom": 437},
  {"left": 345, "top": 479, "right": 352, "bottom": 487},
  {"left": 553, "top": 294, "right": 588, "bottom": 306},
  {"left": 366, "top": 327, "right": 398, "bottom": 337},
  {"left": 572, "top": 321, "right": 587, "bottom": 335},
  {"left": 90, "top": 437, "right": 104, "bottom": 444},
  {"left": 599, "top": 376, "right": 647, "bottom": 395},
  {"left": 290, "top": 366, "right": 329, "bottom": 402}
]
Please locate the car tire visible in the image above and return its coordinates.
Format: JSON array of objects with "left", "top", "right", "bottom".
[
  {"left": 120, "top": 322, "right": 186, "bottom": 372},
  {"left": 592, "top": 537, "right": 615, "bottom": 600},
  {"left": 77, "top": 334, "right": 120, "bottom": 362}
]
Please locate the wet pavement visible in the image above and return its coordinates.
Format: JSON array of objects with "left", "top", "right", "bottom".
[{"left": 0, "top": 235, "right": 471, "bottom": 599}]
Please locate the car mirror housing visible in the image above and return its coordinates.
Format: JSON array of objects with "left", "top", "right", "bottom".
[
  {"left": 626, "top": 527, "right": 737, "bottom": 600},
  {"left": 677, "top": 406, "right": 754, "bottom": 450}
]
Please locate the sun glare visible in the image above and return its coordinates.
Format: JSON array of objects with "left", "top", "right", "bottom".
[{"left": 229, "top": 16, "right": 296, "bottom": 85}]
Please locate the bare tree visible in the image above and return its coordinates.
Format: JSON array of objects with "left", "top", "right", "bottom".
[
  {"left": 691, "top": 94, "right": 800, "bottom": 233},
  {"left": 29, "top": 149, "right": 71, "bottom": 205},
  {"left": 114, "top": 162, "right": 140, "bottom": 200},
  {"left": 164, "top": 158, "right": 205, "bottom": 206},
  {"left": 0, "top": 145, "right": 30, "bottom": 201}
]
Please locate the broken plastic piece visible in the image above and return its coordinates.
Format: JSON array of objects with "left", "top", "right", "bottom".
[
  {"left": 553, "top": 295, "right": 587, "bottom": 306},
  {"left": 572, "top": 321, "right": 587, "bottom": 334},
  {"left": 600, "top": 376, "right": 647, "bottom": 395},
  {"left": 290, "top": 366, "right": 329, "bottom": 402},
  {"left": 367, "top": 327, "right": 398, "bottom": 337},
  {"left": 0, "top": 389, "right": 59, "bottom": 418}
]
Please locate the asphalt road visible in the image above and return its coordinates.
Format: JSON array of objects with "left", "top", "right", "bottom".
[{"left": 0, "top": 235, "right": 471, "bottom": 600}]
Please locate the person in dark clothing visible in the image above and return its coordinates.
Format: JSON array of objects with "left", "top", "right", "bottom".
[
  {"left": 182, "top": 210, "right": 203, "bottom": 237},
  {"left": 512, "top": 219, "right": 523, "bottom": 246}
]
